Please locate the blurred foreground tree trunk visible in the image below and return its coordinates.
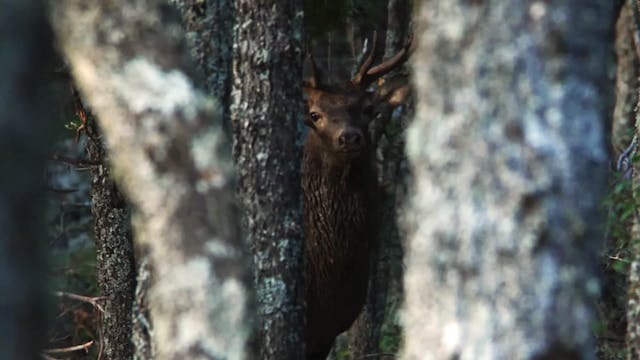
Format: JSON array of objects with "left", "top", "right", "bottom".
[
  {"left": 230, "top": 0, "right": 306, "bottom": 358},
  {"left": 0, "top": 0, "right": 53, "bottom": 358},
  {"left": 403, "top": 1, "right": 614, "bottom": 359},
  {"left": 51, "top": 1, "right": 250, "bottom": 358}
]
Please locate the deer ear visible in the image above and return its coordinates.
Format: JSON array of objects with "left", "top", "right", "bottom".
[{"left": 373, "top": 74, "right": 411, "bottom": 107}]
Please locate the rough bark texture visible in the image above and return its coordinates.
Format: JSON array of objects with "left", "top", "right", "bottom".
[
  {"left": 403, "top": 1, "right": 614, "bottom": 359},
  {"left": 51, "top": 1, "right": 249, "bottom": 359},
  {"left": 230, "top": 1, "right": 306, "bottom": 358},
  {"left": 132, "top": 256, "right": 154, "bottom": 359},
  {"left": 171, "top": 0, "right": 233, "bottom": 129},
  {"left": 0, "top": 0, "right": 52, "bottom": 358},
  {"left": 84, "top": 112, "right": 136, "bottom": 360}
]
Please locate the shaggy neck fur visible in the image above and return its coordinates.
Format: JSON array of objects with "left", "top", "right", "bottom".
[{"left": 301, "top": 131, "right": 376, "bottom": 359}]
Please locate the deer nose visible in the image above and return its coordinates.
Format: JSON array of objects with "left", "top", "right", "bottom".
[{"left": 338, "top": 130, "right": 362, "bottom": 149}]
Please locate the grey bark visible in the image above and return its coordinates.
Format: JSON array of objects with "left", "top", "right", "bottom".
[
  {"left": 50, "top": 1, "right": 250, "bottom": 359},
  {"left": 402, "top": 1, "right": 614, "bottom": 359},
  {"left": 171, "top": 0, "right": 233, "bottom": 130},
  {"left": 230, "top": 1, "right": 306, "bottom": 358},
  {"left": 0, "top": 0, "right": 52, "bottom": 358},
  {"left": 83, "top": 105, "right": 136, "bottom": 360},
  {"left": 132, "top": 256, "right": 154, "bottom": 359}
]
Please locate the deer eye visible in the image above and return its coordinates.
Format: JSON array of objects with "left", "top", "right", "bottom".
[{"left": 309, "top": 112, "right": 322, "bottom": 122}]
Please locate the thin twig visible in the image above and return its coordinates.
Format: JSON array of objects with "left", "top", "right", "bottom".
[
  {"left": 45, "top": 186, "right": 79, "bottom": 194},
  {"left": 43, "top": 340, "right": 94, "bottom": 354},
  {"left": 359, "top": 353, "right": 397, "bottom": 359},
  {"left": 55, "top": 291, "right": 106, "bottom": 313},
  {"left": 48, "top": 154, "right": 101, "bottom": 168},
  {"left": 608, "top": 255, "right": 632, "bottom": 264}
]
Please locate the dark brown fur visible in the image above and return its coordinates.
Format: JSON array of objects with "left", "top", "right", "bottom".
[
  {"left": 302, "top": 33, "right": 414, "bottom": 358},
  {"left": 302, "top": 87, "right": 378, "bottom": 359}
]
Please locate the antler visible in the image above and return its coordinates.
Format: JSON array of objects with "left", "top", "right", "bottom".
[
  {"left": 351, "top": 32, "right": 415, "bottom": 89},
  {"left": 351, "top": 31, "right": 379, "bottom": 87},
  {"left": 304, "top": 40, "right": 323, "bottom": 88}
]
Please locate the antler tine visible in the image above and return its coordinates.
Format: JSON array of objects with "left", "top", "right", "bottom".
[
  {"left": 359, "top": 33, "right": 415, "bottom": 87},
  {"left": 304, "top": 41, "right": 323, "bottom": 88},
  {"left": 351, "top": 31, "right": 378, "bottom": 87}
]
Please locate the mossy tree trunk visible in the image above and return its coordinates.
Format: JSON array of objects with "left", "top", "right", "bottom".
[
  {"left": 403, "top": 1, "right": 614, "bottom": 359},
  {"left": 51, "top": 0, "right": 250, "bottom": 358},
  {"left": 230, "top": 1, "right": 306, "bottom": 358},
  {"left": 0, "top": 0, "right": 53, "bottom": 358}
]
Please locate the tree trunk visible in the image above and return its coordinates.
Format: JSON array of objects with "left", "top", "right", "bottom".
[
  {"left": 613, "top": 1, "right": 639, "bottom": 155},
  {"left": 0, "top": 0, "right": 53, "bottom": 358},
  {"left": 171, "top": 0, "right": 234, "bottom": 131},
  {"left": 80, "top": 98, "right": 136, "bottom": 360},
  {"left": 50, "top": 1, "right": 250, "bottom": 359},
  {"left": 131, "top": 255, "right": 154, "bottom": 360},
  {"left": 230, "top": 1, "right": 306, "bottom": 358},
  {"left": 403, "top": 1, "right": 614, "bottom": 359}
]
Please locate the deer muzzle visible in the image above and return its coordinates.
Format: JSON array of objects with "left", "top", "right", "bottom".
[{"left": 337, "top": 129, "right": 364, "bottom": 154}]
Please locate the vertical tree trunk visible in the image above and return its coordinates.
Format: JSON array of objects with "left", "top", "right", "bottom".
[
  {"left": 613, "top": 1, "right": 638, "bottom": 155},
  {"left": 80, "top": 98, "right": 136, "bottom": 360},
  {"left": 0, "top": 0, "right": 53, "bottom": 358},
  {"left": 231, "top": 1, "right": 306, "bottom": 358},
  {"left": 403, "top": 1, "right": 614, "bottom": 359},
  {"left": 171, "top": 0, "right": 234, "bottom": 129},
  {"left": 51, "top": 1, "right": 250, "bottom": 359}
]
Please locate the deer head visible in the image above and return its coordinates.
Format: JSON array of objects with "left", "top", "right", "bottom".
[{"left": 303, "top": 32, "right": 415, "bottom": 159}]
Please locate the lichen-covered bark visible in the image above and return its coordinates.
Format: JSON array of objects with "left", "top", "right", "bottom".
[
  {"left": 171, "top": 0, "right": 233, "bottom": 130},
  {"left": 50, "top": 1, "right": 249, "bottom": 359},
  {"left": 84, "top": 111, "right": 136, "bottom": 360},
  {"left": 0, "top": 0, "right": 52, "bottom": 358},
  {"left": 132, "top": 256, "right": 154, "bottom": 359},
  {"left": 231, "top": 1, "right": 306, "bottom": 358},
  {"left": 403, "top": 1, "right": 614, "bottom": 359}
]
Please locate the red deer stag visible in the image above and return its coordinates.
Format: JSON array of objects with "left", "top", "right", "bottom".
[{"left": 302, "top": 33, "right": 414, "bottom": 360}]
